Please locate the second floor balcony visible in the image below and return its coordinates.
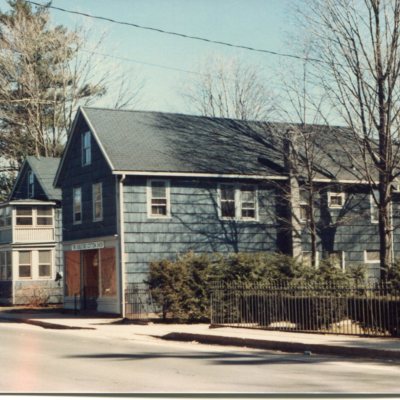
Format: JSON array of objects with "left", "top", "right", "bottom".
[{"left": 0, "top": 201, "right": 56, "bottom": 244}]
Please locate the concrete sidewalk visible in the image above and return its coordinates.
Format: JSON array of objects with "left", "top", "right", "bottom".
[{"left": 1, "top": 309, "right": 400, "bottom": 360}]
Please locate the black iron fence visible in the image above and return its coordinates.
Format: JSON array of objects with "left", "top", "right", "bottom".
[
  {"left": 210, "top": 281, "right": 400, "bottom": 337},
  {"left": 125, "top": 284, "right": 155, "bottom": 319}
]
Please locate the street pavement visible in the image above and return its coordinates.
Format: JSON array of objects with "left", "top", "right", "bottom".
[
  {"left": 1, "top": 318, "right": 400, "bottom": 393},
  {"left": 1, "top": 307, "right": 400, "bottom": 360}
]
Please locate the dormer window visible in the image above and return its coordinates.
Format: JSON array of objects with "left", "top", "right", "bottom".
[
  {"left": 28, "top": 171, "right": 34, "bottom": 198},
  {"left": 82, "top": 131, "right": 91, "bottom": 166}
]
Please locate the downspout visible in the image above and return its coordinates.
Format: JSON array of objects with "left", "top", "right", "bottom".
[{"left": 118, "top": 174, "right": 126, "bottom": 318}]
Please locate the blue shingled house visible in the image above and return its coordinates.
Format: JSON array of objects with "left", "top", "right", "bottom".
[
  {"left": 53, "top": 107, "right": 391, "bottom": 316},
  {"left": 0, "top": 156, "right": 63, "bottom": 305}
]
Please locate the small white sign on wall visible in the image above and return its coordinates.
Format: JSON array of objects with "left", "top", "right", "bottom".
[{"left": 71, "top": 241, "right": 105, "bottom": 251}]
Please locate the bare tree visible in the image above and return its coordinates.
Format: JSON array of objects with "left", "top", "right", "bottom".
[
  {"left": 297, "top": 0, "right": 400, "bottom": 274},
  {"left": 182, "top": 55, "right": 275, "bottom": 120},
  {"left": 0, "top": 0, "right": 142, "bottom": 167}
]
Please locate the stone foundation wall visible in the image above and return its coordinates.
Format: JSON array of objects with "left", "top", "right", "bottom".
[{"left": 14, "top": 280, "right": 63, "bottom": 305}]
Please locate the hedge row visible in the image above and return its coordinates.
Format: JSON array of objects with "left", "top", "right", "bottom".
[{"left": 146, "top": 252, "right": 368, "bottom": 321}]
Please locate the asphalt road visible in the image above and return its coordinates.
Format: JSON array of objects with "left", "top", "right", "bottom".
[{"left": 1, "top": 320, "right": 400, "bottom": 394}]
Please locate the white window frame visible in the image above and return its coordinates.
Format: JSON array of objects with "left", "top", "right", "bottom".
[
  {"left": 92, "top": 182, "right": 103, "bottom": 222},
  {"left": 28, "top": 171, "right": 34, "bottom": 198},
  {"left": 38, "top": 250, "right": 53, "bottom": 279},
  {"left": 240, "top": 185, "right": 258, "bottom": 220},
  {"left": 18, "top": 250, "right": 32, "bottom": 280},
  {"left": 147, "top": 179, "right": 171, "bottom": 218},
  {"left": 73, "top": 187, "right": 82, "bottom": 224},
  {"left": 364, "top": 250, "right": 380, "bottom": 264},
  {"left": 36, "top": 206, "right": 54, "bottom": 226},
  {"left": 82, "top": 131, "right": 91, "bottom": 166},
  {"left": 327, "top": 250, "right": 346, "bottom": 270},
  {"left": 328, "top": 191, "right": 345, "bottom": 209},
  {"left": 218, "top": 184, "right": 258, "bottom": 221},
  {"left": 370, "top": 193, "right": 379, "bottom": 224}
]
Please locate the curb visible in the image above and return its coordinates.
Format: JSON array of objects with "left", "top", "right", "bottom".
[
  {"left": 161, "top": 332, "right": 400, "bottom": 360},
  {"left": 0, "top": 316, "right": 95, "bottom": 330}
]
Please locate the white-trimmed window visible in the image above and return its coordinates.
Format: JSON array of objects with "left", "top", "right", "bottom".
[
  {"left": 365, "top": 250, "right": 380, "bottom": 264},
  {"left": 219, "top": 184, "right": 258, "bottom": 221},
  {"left": 328, "top": 251, "right": 345, "bottom": 270},
  {"left": 18, "top": 251, "right": 32, "bottom": 279},
  {"left": 93, "top": 182, "right": 103, "bottom": 221},
  {"left": 220, "top": 184, "right": 236, "bottom": 218},
  {"left": 73, "top": 187, "right": 82, "bottom": 223},
  {"left": 36, "top": 206, "right": 53, "bottom": 225},
  {"left": 371, "top": 191, "right": 379, "bottom": 223},
  {"left": 328, "top": 192, "right": 345, "bottom": 208},
  {"left": 16, "top": 207, "right": 33, "bottom": 225},
  {"left": 28, "top": 171, "right": 34, "bottom": 198},
  {"left": 82, "top": 131, "right": 91, "bottom": 166},
  {"left": 38, "top": 250, "right": 52, "bottom": 278},
  {"left": 148, "top": 180, "right": 170, "bottom": 217},
  {"left": 301, "top": 251, "right": 319, "bottom": 268},
  {"left": 240, "top": 186, "right": 257, "bottom": 219}
]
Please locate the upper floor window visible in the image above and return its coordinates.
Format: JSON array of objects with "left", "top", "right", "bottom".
[
  {"left": 16, "top": 207, "right": 33, "bottom": 225},
  {"left": 148, "top": 180, "right": 170, "bottom": 218},
  {"left": 0, "top": 207, "right": 11, "bottom": 228},
  {"left": 93, "top": 183, "right": 103, "bottom": 221},
  {"left": 73, "top": 187, "right": 82, "bottom": 224},
  {"left": 28, "top": 171, "right": 34, "bottom": 198},
  {"left": 328, "top": 191, "right": 345, "bottom": 208},
  {"left": 219, "top": 184, "right": 258, "bottom": 221},
  {"left": 220, "top": 184, "right": 236, "bottom": 218},
  {"left": 37, "top": 206, "right": 53, "bottom": 225},
  {"left": 371, "top": 191, "right": 379, "bottom": 223},
  {"left": 82, "top": 131, "right": 91, "bottom": 166}
]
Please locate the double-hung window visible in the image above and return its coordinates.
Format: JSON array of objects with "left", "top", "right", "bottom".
[
  {"left": 18, "top": 251, "right": 31, "bottom": 279},
  {"left": 38, "top": 250, "right": 52, "bottom": 278},
  {"left": 82, "top": 131, "right": 91, "bottom": 166},
  {"left": 36, "top": 206, "right": 53, "bottom": 225},
  {"left": 240, "top": 186, "right": 257, "bottom": 219},
  {"left": 220, "top": 185, "right": 236, "bottom": 218},
  {"left": 93, "top": 183, "right": 103, "bottom": 221},
  {"left": 219, "top": 184, "right": 258, "bottom": 220},
  {"left": 148, "top": 180, "right": 170, "bottom": 217},
  {"left": 73, "top": 187, "right": 82, "bottom": 223},
  {"left": 16, "top": 207, "right": 33, "bottom": 225},
  {"left": 28, "top": 171, "right": 34, "bottom": 198}
]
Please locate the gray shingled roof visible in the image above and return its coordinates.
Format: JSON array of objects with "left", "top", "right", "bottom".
[
  {"left": 82, "top": 107, "right": 285, "bottom": 176},
  {"left": 80, "top": 107, "right": 367, "bottom": 182},
  {"left": 27, "top": 156, "right": 61, "bottom": 200}
]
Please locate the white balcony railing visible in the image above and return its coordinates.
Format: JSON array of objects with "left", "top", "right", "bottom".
[{"left": 13, "top": 227, "right": 55, "bottom": 242}]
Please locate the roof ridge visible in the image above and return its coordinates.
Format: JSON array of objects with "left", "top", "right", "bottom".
[{"left": 81, "top": 106, "right": 349, "bottom": 129}]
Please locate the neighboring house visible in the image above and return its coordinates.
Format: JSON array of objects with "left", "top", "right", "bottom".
[
  {"left": 54, "top": 107, "right": 390, "bottom": 316},
  {"left": 0, "top": 157, "right": 63, "bottom": 305}
]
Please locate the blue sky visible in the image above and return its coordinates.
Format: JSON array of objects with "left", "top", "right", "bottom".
[{"left": 0, "top": 0, "right": 298, "bottom": 114}]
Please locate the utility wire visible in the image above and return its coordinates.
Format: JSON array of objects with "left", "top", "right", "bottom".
[
  {"left": 80, "top": 49, "right": 207, "bottom": 76},
  {"left": 26, "top": 0, "right": 324, "bottom": 65}
]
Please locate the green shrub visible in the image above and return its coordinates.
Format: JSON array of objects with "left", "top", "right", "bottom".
[{"left": 147, "top": 251, "right": 360, "bottom": 321}]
